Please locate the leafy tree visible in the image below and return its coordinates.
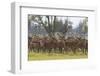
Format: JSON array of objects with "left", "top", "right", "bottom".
[{"left": 83, "top": 18, "right": 88, "bottom": 33}]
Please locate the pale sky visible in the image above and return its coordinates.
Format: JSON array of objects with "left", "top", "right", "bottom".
[
  {"left": 57, "top": 16, "right": 86, "bottom": 29},
  {"left": 68, "top": 17, "right": 86, "bottom": 29},
  {"left": 30, "top": 15, "right": 87, "bottom": 29}
]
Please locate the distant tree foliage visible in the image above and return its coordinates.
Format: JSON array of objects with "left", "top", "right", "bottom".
[{"left": 78, "top": 18, "right": 88, "bottom": 34}]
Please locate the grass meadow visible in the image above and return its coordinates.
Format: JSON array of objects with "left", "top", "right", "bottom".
[{"left": 28, "top": 51, "right": 88, "bottom": 61}]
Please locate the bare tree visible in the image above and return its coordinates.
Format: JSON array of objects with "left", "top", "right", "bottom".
[{"left": 28, "top": 15, "right": 73, "bottom": 38}]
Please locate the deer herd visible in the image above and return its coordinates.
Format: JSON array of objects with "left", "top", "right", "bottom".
[{"left": 28, "top": 36, "right": 88, "bottom": 55}]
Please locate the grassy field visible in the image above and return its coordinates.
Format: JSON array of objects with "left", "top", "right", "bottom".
[{"left": 28, "top": 51, "right": 88, "bottom": 61}]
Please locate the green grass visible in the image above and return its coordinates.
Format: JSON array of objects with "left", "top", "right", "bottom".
[{"left": 28, "top": 51, "right": 88, "bottom": 61}]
